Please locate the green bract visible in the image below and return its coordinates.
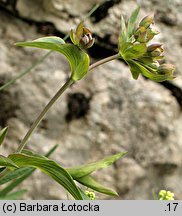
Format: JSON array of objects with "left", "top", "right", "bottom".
[
  {"left": 15, "top": 36, "right": 90, "bottom": 81},
  {"left": 118, "top": 7, "right": 175, "bottom": 82}
]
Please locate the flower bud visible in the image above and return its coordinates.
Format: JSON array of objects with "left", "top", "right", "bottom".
[
  {"left": 157, "top": 64, "right": 175, "bottom": 75},
  {"left": 70, "top": 22, "right": 94, "bottom": 49},
  {"left": 139, "top": 14, "right": 154, "bottom": 28},
  {"left": 134, "top": 26, "right": 159, "bottom": 43},
  {"left": 134, "top": 26, "right": 148, "bottom": 43},
  {"left": 147, "top": 43, "right": 163, "bottom": 52},
  {"left": 147, "top": 43, "right": 163, "bottom": 57},
  {"left": 79, "top": 27, "right": 95, "bottom": 49}
]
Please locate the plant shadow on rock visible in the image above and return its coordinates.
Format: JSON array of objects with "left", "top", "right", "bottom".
[{"left": 65, "top": 93, "right": 91, "bottom": 122}]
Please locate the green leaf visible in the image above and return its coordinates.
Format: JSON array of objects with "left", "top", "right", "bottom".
[
  {"left": 128, "top": 7, "right": 140, "bottom": 38},
  {"left": 0, "top": 167, "right": 32, "bottom": 185},
  {"left": 0, "top": 189, "right": 27, "bottom": 200},
  {"left": 0, "top": 155, "right": 19, "bottom": 169},
  {"left": 118, "top": 16, "right": 128, "bottom": 51},
  {"left": 8, "top": 153, "right": 83, "bottom": 200},
  {"left": 126, "top": 60, "right": 140, "bottom": 80},
  {"left": 0, "top": 169, "right": 33, "bottom": 197},
  {"left": 16, "top": 36, "right": 65, "bottom": 48},
  {"left": 0, "top": 145, "right": 58, "bottom": 196},
  {"left": 77, "top": 175, "right": 118, "bottom": 196},
  {"left": 67, "top": 151, "right": 128, "bottom": 179},
  {"left": 15, "top": 37, "right": 90, "bottom": 81},
  {"left": 0, "top": 127, "right": 8, "bottom": 146},
  {"left": 128, "top": 60, "right": 174, "bottom": 82},
  {"left": 123, "top": 43, "right": 147, "bottom": 59}
]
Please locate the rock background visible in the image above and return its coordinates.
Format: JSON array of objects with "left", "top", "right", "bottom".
[{"left": 0, "top": 0, "right": 182, "bottom": 199}]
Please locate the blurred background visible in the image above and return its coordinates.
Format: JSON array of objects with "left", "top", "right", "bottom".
[{"left": 0, "top": 0, "right": 182, "bottom": 199}]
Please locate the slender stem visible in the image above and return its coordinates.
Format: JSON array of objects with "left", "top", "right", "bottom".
[
  {"left": 89, "top": 54, "right": 120, "bottom": 71},
  {"left": 17, "top": 54, "right": 120, "bottom": 152},
  {"left": 16, "top": 54, "right": 120, "bottom": 153},
  {"left": 0, "top": 53, "right": 120, "bottom": 179},
  {"left": 16, "top": 77, "right": 74, "bottom": 153}
]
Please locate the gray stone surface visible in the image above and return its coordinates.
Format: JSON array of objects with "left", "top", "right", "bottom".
[{"left": 0, "top": 0, "right": 182, "bottom": 199}]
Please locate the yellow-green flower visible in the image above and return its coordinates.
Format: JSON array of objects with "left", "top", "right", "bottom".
[
  {"left": 159, "top": 190, "right": 175, "bottom": 200},
  {"left": 85, "top": 190, "right": 96, "bottom": 200}
]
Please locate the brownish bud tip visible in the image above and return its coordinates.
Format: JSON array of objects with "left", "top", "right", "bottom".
[
  {"left": 157, "top": 64, "right": 175, "bottom": 75},
  {"left": 139, "top": 14, "right": 154, "bottom": 28}
]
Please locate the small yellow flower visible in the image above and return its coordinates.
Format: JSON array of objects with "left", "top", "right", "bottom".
[{"left": 159, "top": 190, "right": 175, "bottom": 200}]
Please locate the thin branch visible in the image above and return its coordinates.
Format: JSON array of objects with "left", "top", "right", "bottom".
[
  {"left": 89, "top": 54, "right": 120, "bottom": 71},
  {"left": 17, "top": 78, "right": 74, "bottom": 153}
]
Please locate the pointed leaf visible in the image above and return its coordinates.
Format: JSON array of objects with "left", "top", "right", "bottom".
[
  {"left": 0, "top": 145, "right": 58, "bottom": 196},
  {"left": 76, "top": 22, "right": 84, "bottom": 40},
  {"left": 126, "top": 60, "right": 140, "bottom": 80},
  {"left": 77, "top": 175, "right": 118, "bottom": 196},
  {"left": 128, "top": 60, "right": 174, "bottom": 82},
  {"left": 128, "top": 7, "right": 140, "bottom": 37},
  {"left": 15, "top": 37, "right": 90, "bottom": 81},
  {"left": 0, "top": 167, "right": 32, "bottom": 185},
  {"left": 0, "top": 155, "right": 18, "bottom": 168},
  {"left": 118, "top": 16, "right": 127, "bottom": 51},
  {"left": 9, "top": 153, "right": 83, "bottom": 200},
  {"left": 0, "top": 127, "right": 8, "bottom": 146},
  {"left": 0, "top": 189, "right": 27, "bottom": 200},
  {"left": 123, "top": 43, "right": 147, "bottom": 59},
  {"left": 67, "top": 151, "right": 128, "bottom": 179}
]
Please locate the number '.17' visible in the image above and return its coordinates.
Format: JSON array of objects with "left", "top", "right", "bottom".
[{"left": 166, "top": 203, "right": 178, "bottom": 211}]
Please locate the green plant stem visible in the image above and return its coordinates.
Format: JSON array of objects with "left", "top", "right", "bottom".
[
  {"left": 17, "top": 53, "right": 120, "bottom": 153},
  {"left": 0, "top": 53, "right": 120, "bottom": 180},
  {"left": 89, "top": 54, "right": 120, "bottom": 71},
  {"left": 17, "top": 77, "right": 74, "bottom": 153}
]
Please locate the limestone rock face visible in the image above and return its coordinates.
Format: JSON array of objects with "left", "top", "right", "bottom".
[{"left": 0, "top": 0, "right": 182, "bottom": 199}]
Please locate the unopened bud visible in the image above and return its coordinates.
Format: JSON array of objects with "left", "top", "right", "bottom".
[
  {"left": 157, "top": 64, "right": 175, "bottom": 75},
  {"left": 79, "top": 27, "right": 95, "bottom": 49},
  {"left": 147, "top": 43, "right": 163, "bottom": 57},
  {"left": 70, "top": 22, "right": 94, "bottom": 49},
  {"left": 147, "top": 43, "right": 163, "bottom": 52},
  {"left": 139, "top": 14, "right": 154, "bottom": 28},
  {"left": 134, "top": 26, "right": 159, "bottom": 43},
  {"left": 134, "top": 26, "right": 148, "bottom": 43}
]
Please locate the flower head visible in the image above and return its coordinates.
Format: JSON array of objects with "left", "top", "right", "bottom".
[
  {"left": 158, "top": 190, "right": 175, "bottom": 200},
  {"left": 85, "top": 190, "right": 96, "bottom": 200},
  {"left": 70, "top": 22, "right": 95, "bottom": 49},
  {"left": 118, "top": 7, "right": 175, "bottom": 82}
]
